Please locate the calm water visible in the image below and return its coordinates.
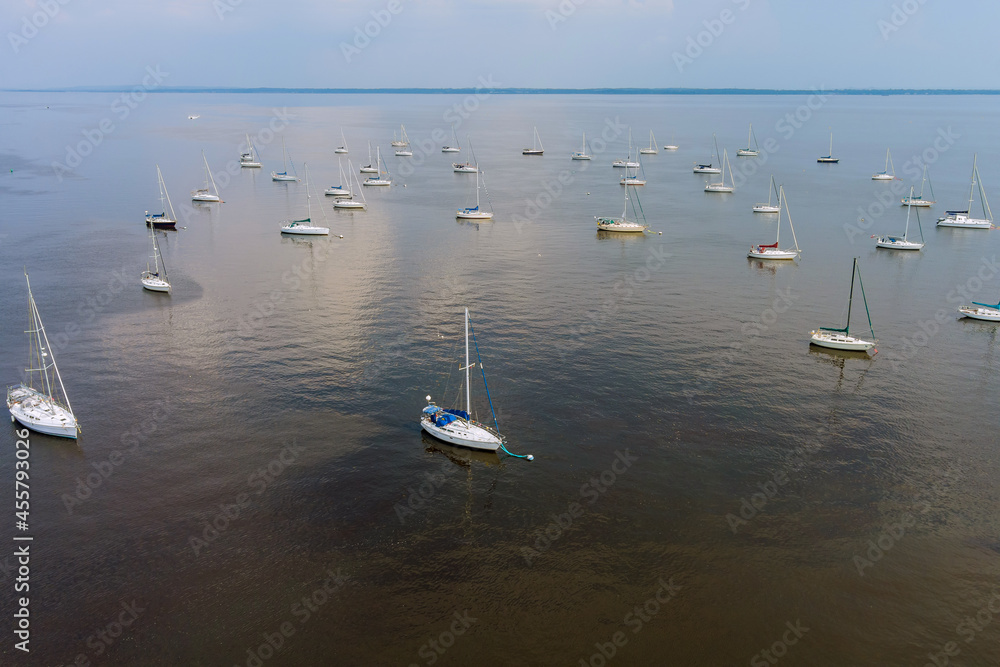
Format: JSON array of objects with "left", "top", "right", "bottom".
[{"left": 1, "top": 92, "right": 999, "bottom": 666}]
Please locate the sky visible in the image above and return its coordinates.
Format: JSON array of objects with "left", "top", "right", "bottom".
[{"left": 2, "top": 0, "right": 999, "bottom": 90}]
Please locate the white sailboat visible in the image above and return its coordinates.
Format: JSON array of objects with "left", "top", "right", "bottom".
[
  {"left": 334, "top": 129, "right": 349, "bottom": 154},
  {"left": 663, "top": 133, "right": 679, "bottom": 151},
  {"left": 639, "top": 130, "right": 658, "bottom": 155},
  {"left": 391, "top": 124, "right": 410, "bottom": 148},
  {"left": 736, "top": 123, "right": 759, "bottom": 157},
  {"left": 693, "top": 135, "right": 722, "bottom": 173},
  {"left": 442, "top": 128, "right": 461, "bottom": 153},
  {"left": 901, "top": 165, "right": 935, "bottom": 207},
  {"left": 7, "top": 271, "right": 80, "bottom": 439},
  {"left": 360, "top": 141, "right": 378, "bottom": 173},
  {"left": 704, "top": 149, "right": 734, "bottom": 192},
  {"left": 141, "top": 225, "right": 171, "bottom": 293},
  {"left": 191, "top": 150, "right": 221, "bottom": 202},
  {"left": 324, "top": 158, "right": 352, "bottom": 197},
  {"left": 240, "top": 133, "right": 262, "bottom": 168},
  {"left": 362, "top": 147, "right": 391, "bottom": 186},
  {"left": 872, "top": 148, "right": 896, "bottom": 180},
  {"left": 421, "top": 309, "right": 531, "bottom": 459},
  {"left": 280, "top": 164, "right": 330, "bottom": 235},
  {"left": 874, "top": 187, "right": 924, "bottom": 250},
  {"left": 958, "top": 291, "right": 1000, "bottom": 321},
  {"left": 937, "top": 154, "right": 992, "bottom": 229},
  {"left": 613, "top": 128, "right": 639, "bottom": 168},
  {"left": 620, "top": 149, "right": 646, "bottom": 186},
  {"left": 596, "top": 183, "right": 648, "bottom": 233},
  {"left": 453, "top": 139, "right": 478, "bottom": 172},
  {"left": 457, "top": 145, "right": 493, "bottom": 220},
  {"left": 752, "top": 176, "right": 781, "bottom": 213},
  {"left": 145, "top": 165, "right": 177, "bottom": 229},
  {"left": 271, "top": 137, "right": 300, "bottom": 182},
  {"left": 522, "top": 127, "right": 544, "bottom": 155},
  {"left": 334, "top": 161, "right": 367, "bottom": 210},
  {"left": 810, "top": 258, "right": 877, "bottom": 353},
  {"left": 817, "top": 132, "right": 839, "bottom": 163},
  {"left": 748, "top": 185, "right": 800, "bottom": 260},
  {"left": 572, "top": 131, "right": 592, "bottom": 160}
]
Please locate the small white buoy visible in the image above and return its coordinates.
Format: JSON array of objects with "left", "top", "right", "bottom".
[
  {"left": 526, "top": 455, "right": 534, "bottom": 461},
  {"left": 586, "top": 192, "right": 590, "bottom": 195},
  {"left": 658, "top": 231, "right": 663, "bottom": 235}
]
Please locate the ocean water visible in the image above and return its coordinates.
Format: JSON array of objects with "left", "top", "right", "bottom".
[{"left": 1, "top": 91, "right": 999, "bottom": 666}]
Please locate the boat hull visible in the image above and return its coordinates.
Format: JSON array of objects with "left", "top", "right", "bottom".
[
  {"left": 141, "top": 275, "right": 171, "bottom": 292},
  {"left": 596, "top": 217, "right": 646, "bottom": 233},
  {"left": 334, "top": 148, "right": 348, "bottom": 154},
  {"left": 705, "top": 184, "right": 733, "bottom": 193},
  {"left": 522, "top": 150, "right": 543, "bottom": 156},
  {"left": 420, "top": 416, "right": 501, "bottom": 451},
  {"left": 872, "top": 173, "right": 894, "bottom": 180},
  {"left": 334, "top": 201, "right": 366, "bottom": 209},
  {"left": 325, "top": 188, "right": 351, "bottom": 197},
  {"left": 280, "top": 225, "right": 329, "bottom": 235},
  {"left": 959, "top": 306, "right": 1000, "bottom": 321},
  {"left": 363, "top": 179, "right": 391, "bottom": 186},
  {"left": 7, "top": 385, "right": 78, "bottom": 439},
  {"left": 442, "top": 147, "right": 461, "bottom": 153},
  {"left": 395, "top": 151, "right": 413, "bottom": 157},
  {"left": 453, "top": 164, "right": 478, "bottom": 173},
  {"left": 663, "top": 145, "right": 679, "bottom": 151},
  {"left": 901, "top": 198, "right": 933, "bottom": 207},
  {"left": 613, "top": 161, "right": 640, "bottom": 168},
  {"left": 817, "top": 157, "right": 839, "bottom": 163},
  {"left": 936, "top": 215, "right": 991, "bottom": 229},
  {"left": 875, "top": 237, "right": 923, "bottom": 250},
  {"left": 272, "top": 173, "right": 299, "bottom": 182},
  {"left": 753, "top": 204, "right": 780, "bottom": 213},
  {"left": 748, "top": 248, "right": 797, "bottom": 260},
  {"left": 145, "top": 218, "right": 176, "bottom": 229},
  {"left": 693, "top": 166, "right": 720, "bottom": 174},
  {"left": 622, "top": 179, "right": 646, "bottom": 186},
  {"left": 571, "top": 154, "right": 592, "bottom": 160},
  {"left": 360, "top": 166, "right": 378, "bottom": 173},
  {"left": 639, "top": 148, "right": 657, "bottom": 155},
  {"left": 191, "top": 194, "right": 220, "bottom": 202},
  {"left": 737, "top": 149, "right": 758, "bottom": 157},
  {"left": 457, "top": 210, "right": 493, "bottom": 220},
  {"left": 809, "top": 331, "right": 875, "bottom": 352}
]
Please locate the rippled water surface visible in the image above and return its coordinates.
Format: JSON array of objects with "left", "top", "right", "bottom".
[{"left": 1, "top": 92, "right": 998, "bottom": 665}]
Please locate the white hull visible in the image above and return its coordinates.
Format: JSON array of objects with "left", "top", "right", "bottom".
[
  {"left": 334, "top": 148, "right": 348, "bottom": 154},
  {"left": 360, "top": 166, "right": 378, "bottom": 173},
  {"left": 705, "top": 184, "right": 733, "bottom": 193},
  {"left": 639, "top": 148, "right": 657, "bottom": 155},
  {"left": 809, "top": 331, "right": 875, "bottom": 352},
  {"left": 901, "top": 198, "right": 933, "bottom": 207},
  {"left": 817, "top": 158, "right": 839, "bottom": 163},
  {"left": 325, "top": 187, "right": 351, "bottom": 197},
  {"left": 280, "top": 223, "right": 329, "bottom": 235},
  {"left": 272, "top": 173, "right": 299, "bottom": 182},
  {"left": 874, "top": 236, "right": 923, "bottom": 250},
  {"left": 596, "top": 217, "right": 645, "bottom": 233},
  {"left": 693, "top": 166, "right": 720, "bottom": 174},
  {"left": 753, "top": 204, "right": 780, "bottom": 213},
  {"left": 420, "top": 416, "right": 501, "bottom": 451},
  {"left": 363, "top": 179, "right": 391, "bottom": 186},
  {"left": 391, "top": 141, "right": 408, "bottom": 148},
  {"left": 571, "top": 153, "right": 592, "bottom": 160},
  {"left": 613, "top": 160, "right": 640, "bottom": 168},
  {"left": 334, "top": 200, "right": 366, "bottom": 209},
  {"left": 442, "top": 147, "right": 461, "bottom": 153},
  {"left": 663, "top": 145, "right": 679, "bottom": 151},
  {"left": 141, "top": 275, "right": 171, "bottom": 292},
  {"left": 457, "top": 209, "right": 493, "bottom": 220},
  {"left": 522, "top": 150, "right": 543, "bottom": 156},
  {"left": 453, "top": 164, "right": 478, "bottom": 173},
  {"left": 240, "top": 161, "right": 261, "bottom": 168},
  {"left": 395, "top": 150, "right": 413, "bottom": 157},
  {"left": 959, "top": 305, "right": 1000, "bottom": 321},
  {"left": 7, "top": 385, "right": 78, "bottom": 439},
  {"left": 748, "top": 248, "right": 797, "bottom": 260},
  {"left": 191, "top": 192, "right": 220, "bottom": 202},
  {"left": 936, "top": 215, "right": 991, "bottom": 229},
  {"left": 737, "top": 149, "right": 758, "bottom": 157},
  {"left": 622, "top": 178, "right": 646, "bottom": 186},
  {"left": 872, "top": 173, "right": 894, "bottom": 180}
]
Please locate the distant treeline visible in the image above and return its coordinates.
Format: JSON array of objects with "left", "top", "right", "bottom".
[{"left": 9, "top": 87, "right": 1000, "bottom": 96}]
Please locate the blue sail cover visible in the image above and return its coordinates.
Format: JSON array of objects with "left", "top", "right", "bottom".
[
  {"left": 434, "top": 413, "right": 458, "bottom": 426},
  {"left": 443, "top": 409, "right": 470, "bottom": 420},
  {"left": 422, "top": 406, "right": 442, "bottom": 415}
]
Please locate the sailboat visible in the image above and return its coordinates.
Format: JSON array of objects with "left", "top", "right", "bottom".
[
  {"left": 748, "top": 185, "right": 800, "bottom": 260},
  {"left": 391, "top": 124, "right": 410, "bottom": 148},
  {"left": 442, "top": 128, "right": 461, "bottom": 153},
  {"left": 753, "top": 175, "right": 781, "bottom": 213},
  {"left": 421, "top": 309, "right": 531, "bottom": 459},
  {"left": 324, "top": 158, "right": 352, "bottom": 197},
  {"left": 809, "top": 258, "right": 877, "bottom": 353},
  {"left": 663, "top": 133, "right": 679, "bottom": 151},
  {"left": 874, "top": 187, "right": 924, "bottom": 250},
  {"left": 596, "top": 183, "right": 648, "bottom": 233},
  {"left": 872, "top": 148, "right": 896, "bottom": 180},
  {"left": 145, "top": 165, "right": 177, "bottom": 229},
  {"left": 360, "top": 142, "right": 378, "bottom": 173},
  {"left": 279, "top": 164, "right": 330, "bottom": 235},
  {"left": 902, "top": 165, "right": 935, "bottom": 207},
  {"left": 736, "top": 123, "right": 759, "bottom": 157},
  {"left": 522, "top": 127, "right": 544, "bottom": 155},
  {"left": 271, "top": 137, "right": 300, "bottom": 181},
  {"left": 453, "top": 138, "right": 478, "bottom": 173},
  {"left": 693, "top": 135, "right": 722, "bottom": 173},
  {"left": 958, "top": 292, "right": 1000, "bottom": 321},
  {"left": 817, "top": 132, "right": 839, "bottom": 163},
  {"left": 639, "top": 130, "right": 658, "bottom": 155},
  {"left": 704, "top": 149, "right": 734, "bottom": 192},
  {"left": 334, "top": 161, "right": 367, "bottom": 210},
  {"left": 334, "top": 129, "right": 348, "bottom": 154},
  {"left": 937, "top": 154, "right": 992, "bottom": 229},
  {"left": 613, "top": 128, "right": 639, "bottom": 168},
  {"left": 240, "top": 134, "right": 262, "bottom": 168},
  {"left": 7, "top": 271, "right": 80, "bottom": 438},
  {"left": 362, "top": 147, "right": 391, "bottom": 186},
  {"left": 457, "top": 145, "right": 493, "bottom": 220},
  {"left": 191, "top": 150, "right": 221, "bottom": 202},
  {"left": 620, "top": 150, "right": 646, "bottom": 186},
  {"left": 141, "top": 225, "right": 171, "bottom": 293},
  {"left": 571, "top": 131, "right": 592, "bottom": 160}
]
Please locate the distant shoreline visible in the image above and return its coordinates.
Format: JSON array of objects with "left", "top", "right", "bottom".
[{"left": 6, "top": 87, "right": 1000, "bottom": 96}]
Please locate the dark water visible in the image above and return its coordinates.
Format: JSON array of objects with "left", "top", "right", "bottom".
[{"left": 1, "top": 92, "right": 999, "bottom": 666}]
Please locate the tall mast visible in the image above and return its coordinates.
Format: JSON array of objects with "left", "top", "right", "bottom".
[
  {"left": 846, "top": 258, "right": 857, "bottom": 335},
  {"left": 776, "top": 187, "right": 782, "bottom": 246},
  {"left": 903, "top": 187, "right": 913, "bottom": 240},
  {"left": 465, "top": 308, "right": 471, "bottom": 415}
]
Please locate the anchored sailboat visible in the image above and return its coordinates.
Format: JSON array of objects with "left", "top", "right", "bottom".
[
  {"left": 572, "top": 131, "right": 592, "bottom": 160},
  {"left": 240, "top": 133, "right": 262, "bottom": 168},
  {"left": 442, "top": 128, "right": 461, "bottom": 153},
  {"left": 421, "top": 309, "right": 532, "bottom": 459},
  {"left": 748, "top": 185, "right": 800, "bottom": 260},
  {"left": 958, "top": 292, "right": 1000, "bottom": 321},
  {"left": 280, "top": 164, "right": 330, "bottom": 235},
  {"left": 191, "top": 150, "right": 221, "bottom": 202},
  {"left": 639, "top": 130, "right": 658, "bottom": 155},
  {"left": 7, "top": 271, "right": 80, "bottom": 438},
  {"left": 753, "top": 175, "right": 781, "bottom": 213},
  {"left": 522, "top": 127, "right": 544, "bottom": 156},
  {"left": 391, "top": 124, "right": 410, "bottom": 148},
  {"left": 937, "top": 154, "right": 992, "bottom": 229},
  {"left": 362, "top": 147, "right": 391, "bottom": 186},
  {"left": 360, "top": 141, "right": 378, "bottom": 173},
  {"left": 613, "top": 128, "right": 639, "bottom": 168},
  {"left": 736, "top": 123, "right": 759, "bottom": 157},
  {"left": 704, "top": 149, "right": 734, "bottom": 192},
  {"left": 141, "top": 225, "right": 171, "bottom": 293},
  {"left": 325, "top": 158, "right": 352, "bottom": 197},
  {"left": 271, "top": 137, "right": 300, "bottom": 182},
  {"left": 902, "top": 165, "right": 935, "bottom": 207},
  {"left": 693, "top": 134, "right": 722, "bottom": 173},
  {"left": 874, "top": 187, "right": 924, "bottom": 250},
  {"left": 597, "top": 183, "right": 649, "bottom": 233},
  {"left": 817, "top": 132, "right": 839, "bottom": 163},
  {"left": 872, "top": 148, "right": 896, "bottom": 180},
  {"left": 334, "top": 128, "right": 349, "bottom": 154},
  {"left": 334, "top": 161, "right": 367, "bottom": 210},
  {"left": 809, "top": 258, "right": 877, "bottom": 353},
  {"left": 145, "top": 165, "right": 177, "bottom": 229}
]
